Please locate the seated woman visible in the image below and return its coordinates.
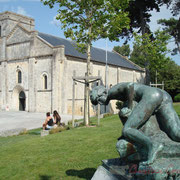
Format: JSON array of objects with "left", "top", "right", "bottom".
[
  {"left": 43, "top": 112, "right": 54, "bottom": 130},
  {"left": 53, "top": 110, "right": 61, "bottom": 126}
]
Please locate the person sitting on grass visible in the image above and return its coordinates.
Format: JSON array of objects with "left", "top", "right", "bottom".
[
  {"left": 43, "top": 112, "right": 54, "bottom": 130},
  {"left": 53, "top": 110, "right": 62, "bottom": 127}
]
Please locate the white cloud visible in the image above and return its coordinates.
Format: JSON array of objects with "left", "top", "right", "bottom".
[
  {"left": 50, "top": 15, "right": 61, "bottom": 27},
  {"left": 0, "top": 5, "right": 32, "bottom": 17},
  {"left": 16, "top": 6, "right": 32, "bottom": 17}
]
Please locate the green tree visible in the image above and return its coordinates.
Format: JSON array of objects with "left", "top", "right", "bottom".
[
  {"left": 117, "top": 0, "right": 171, "bottom": 41},
  {"left": 158, "top": 18, "right": 180, "bottom": 54},
  {"left": 41, "top": 0, "right": 130, "bottom": 126},
  {"left": 130, "top": 31, "right": 171, "bottom": 83},
  {"left": 113, "top": 44, "right": 130, "bottom": 57},
  {"left": 170, "top": 0, "right": 180, "bottom": 16},
  {"left": 158, "top": 60, "right": 180, "bottom": 99}
]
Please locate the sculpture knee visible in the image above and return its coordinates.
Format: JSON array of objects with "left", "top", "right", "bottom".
[
  {"left": 169, "top": 130, "right": 180, "bottom": 142},
  {"left": 123, "top": 127, "right": 132, "bottom": 138}
]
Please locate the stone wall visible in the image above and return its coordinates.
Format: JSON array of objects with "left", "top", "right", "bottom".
[
  {"left": 0, "top": 11, "right": 34, "bottom": 37},
  {"left": 35, "top": 56, "right": 53, "bottom": 112},
  {"left": 63, "top": 56, "right": 145, "bottom": 116},
  {"left": 0, "top": 11, "right": 145, "bottom": 115}
]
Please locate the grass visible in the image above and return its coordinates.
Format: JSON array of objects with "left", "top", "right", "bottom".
[
  {"left": 0, "top": 103, "right": 179, "bottom": 180},
  {"left": 0, "top": 115, "right": 123, "bottom": 180},
  {"left": 174, "top": 102, "right": 180, "bottom": 117}
]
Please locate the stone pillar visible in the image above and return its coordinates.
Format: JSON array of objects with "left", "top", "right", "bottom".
[
  {"left": 28, "top": 57, "right": 36, "bottom": 112},
  {"left": 133, "top": 70, "right": 135, "bottom": 82},
  {"left": 52, "top": 47, "right": 63, "bottom": 113},
  {"left": 1, "top": 36, "right": 9, "bottom": 110},
  {"left": 0, "top": 36, "right": 6, "bottom": 61},
  {"left": 60, "top": 59, "right": 68, "bottom": 114},
  {"left": 1, "top": 62, "right": 8, "bottom": 110},
  {"left": 117, "top": 67, "right": 121, "bottom": 83},
  {"left": 28, "top": 32, "right": 37, "bottom": 112},
  {"left": 59, "top": 47, "right": 68, "bottom": 114}
]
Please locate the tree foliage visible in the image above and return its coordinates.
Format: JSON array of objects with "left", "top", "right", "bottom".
[
  {"left": 41, "top": 0, "right": 130, "bottom": 52},
  {"left": 158, "top": 60, "right": 180, "bottom": 98},
  {"left": 41, "top": 0, "right": 130, "bottom": 126},
  {"left": 113, "top": 44, "right": 130, "bottom": 57},
  {"left": 130, "top": 31, "right": 171, "bottom": 82},
  {"left": 158, "top": 18, "right": 180, "bottom": 54},
  {"left": 117, "top": 0, "right": 171, "bottom": 41},
  {"left": 170, "top": 0, "right": 180, "bottom": 16}
]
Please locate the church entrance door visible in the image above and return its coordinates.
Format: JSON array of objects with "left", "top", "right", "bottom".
[{"left": 19, "top": 91, "right": 26, "bottom": 111}]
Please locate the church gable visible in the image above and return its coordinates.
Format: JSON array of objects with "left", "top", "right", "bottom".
[
  {"left": 31, "top": 36, "right": 53, "bottom": 57},
  {"left": 7, "top": 24, "right": 31, "bottom": 45}
]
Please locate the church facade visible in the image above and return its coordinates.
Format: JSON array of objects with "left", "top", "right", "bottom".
[{"left": 0, "top": 11, "right": 145, "bottom": 115}]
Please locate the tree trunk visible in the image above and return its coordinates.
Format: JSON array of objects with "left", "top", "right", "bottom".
[
  {"left": 84, "top": 9, "right": 92, "bottom": 126},
  {"left": 84, "top": 42, "right": 91, "bottom": 126},
  {"left": 140, "top": 9, "right": 145, "bottom": 36}
]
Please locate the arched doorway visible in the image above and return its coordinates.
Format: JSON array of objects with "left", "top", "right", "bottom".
[{"left": 19, "top": 91, "right": 26, "bottom": 111}]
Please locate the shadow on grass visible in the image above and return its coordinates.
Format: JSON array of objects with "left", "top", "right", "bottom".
[
  {"left": 39, "top": 175, "right": 52, "bottom": 180},
  {"left": 66, "top": 168, "right": 96, "bottom": 180},
  {"left": 28, "top": 131, "right": 41, "bottom": 135},
  {"left": 28, "top": 128, "right": 42, "bottom": 135}
]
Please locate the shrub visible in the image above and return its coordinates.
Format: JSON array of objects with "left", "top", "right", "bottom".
[
  {"left": 174, "top": 93, "right": 180, "bottom": 102},
  {"left": 103, "top": 113, "right": 113, "bottom": 118},
  {"left": 19, "top": 129, "right": 28, "bottom": 135},
  {"left": 68, "top": 119, "right": 78, "bottom": 126},
  {"left": 116, "top": 101, "right": 123, "bottom": 110},
  {"left": 49, "top": 126, "right": 70, "bottom": 134}
]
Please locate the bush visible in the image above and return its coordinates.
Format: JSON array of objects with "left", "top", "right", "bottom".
[
  {"left": 49, "top": 126, "right": 70, "bottom": 134},
  {"left": 174, "top": 93, "right": 180, "bottom": 102},
  {"left": 68, "top": 119, "right": 78, "bottom": 126},
  {"left": 116, "top": 101, "right": 123, "bottom": 110},
  {"left": 19, "top": 129, "right": 28, "bottom": 135},
  {"left": 103, "top": 113, "right": 113, "bottom": 118}
]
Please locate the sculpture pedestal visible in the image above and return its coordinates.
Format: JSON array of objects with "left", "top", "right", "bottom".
[
  {"left": 91, "top": 158, "right": 134, "bottom": 180},
  {"left": 92, "top": 130, "right": 180, "bottom": 179},
  {"left": 91, "top": 157, "right": 180, "bottom": 180}
]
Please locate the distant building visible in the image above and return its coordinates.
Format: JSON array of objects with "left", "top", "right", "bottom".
[{"left": 0, "top": 11, "right": 145, "bottom": 115}]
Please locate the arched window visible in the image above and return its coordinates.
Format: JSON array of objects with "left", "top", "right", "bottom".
[
  {"left": 18, "top": 70, "right": 22, "bottom": 83},
  {"left": 43, "top": 75, "right": 47, "bottom": 89}
]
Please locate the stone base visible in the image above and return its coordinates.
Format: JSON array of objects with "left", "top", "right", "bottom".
[
  {"left": 91, "top": 158, "right": 180, "bottom": 180},
  {"left": 91, "top": 158, "right": 134, "bottom": 180},
  {"left": 136, "top": 158, "right": 180, "bottom": 180},
  {"left": 41, "top": 130, "right": 49, "bottom": 137}
]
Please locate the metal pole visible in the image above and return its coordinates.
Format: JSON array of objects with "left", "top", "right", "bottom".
[
  {"left": 105, "top": 38, "right": 108, "bottom": 89},
  {"left": 162, "top": 81, "right": 164, "bottom": 90},
  {"left": 105, "top": 38, "right": 108, "bottom": 113},
  {"left": 155, "top": 70, "right": 157, "bottom": 88},
  {"left": 98, "top": 70, "right": 100, "bottom": 126},
  {"left": 72, "top": 70, "right": 76, "bottom": 128}
]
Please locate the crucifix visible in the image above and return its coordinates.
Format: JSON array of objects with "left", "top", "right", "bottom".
[{"left": 72, "top": 70, "right": 102, "bottom": 127}]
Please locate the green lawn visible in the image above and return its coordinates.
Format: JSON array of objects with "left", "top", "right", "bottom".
[
  {"left": 174, "top": 102, "right": 180, "bottom": 117},
  {"left": 0, "top": 103, "right": 179, "bottom": 180},
  {"left": 0, "top": 115, "right": 123, "bottom": 180}
]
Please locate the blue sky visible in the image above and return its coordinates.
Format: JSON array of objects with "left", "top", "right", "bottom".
[{"left": 0, "top": 0, "right": 179, "bottom": 65}]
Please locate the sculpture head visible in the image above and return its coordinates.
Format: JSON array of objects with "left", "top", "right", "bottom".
[{"left": 90, "top": 86, "right": 108, "bottom": 105}]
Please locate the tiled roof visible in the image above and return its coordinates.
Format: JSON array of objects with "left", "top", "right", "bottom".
[{"left": 38, "top": 32, "right": 143, "bottom": 71}]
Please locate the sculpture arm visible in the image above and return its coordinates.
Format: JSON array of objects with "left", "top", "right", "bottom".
[{"left": 106, "top": 83, "right": 130, "bottom": 102}]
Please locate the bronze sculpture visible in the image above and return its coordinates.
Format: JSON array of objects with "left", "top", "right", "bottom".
[{"left": 90, "top": 82, "right": 180, "bottom": 165}]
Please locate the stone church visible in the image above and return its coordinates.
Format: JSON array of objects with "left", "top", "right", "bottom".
[{"left": 0, "top": 11, "right": 145, "bottom": 115}]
